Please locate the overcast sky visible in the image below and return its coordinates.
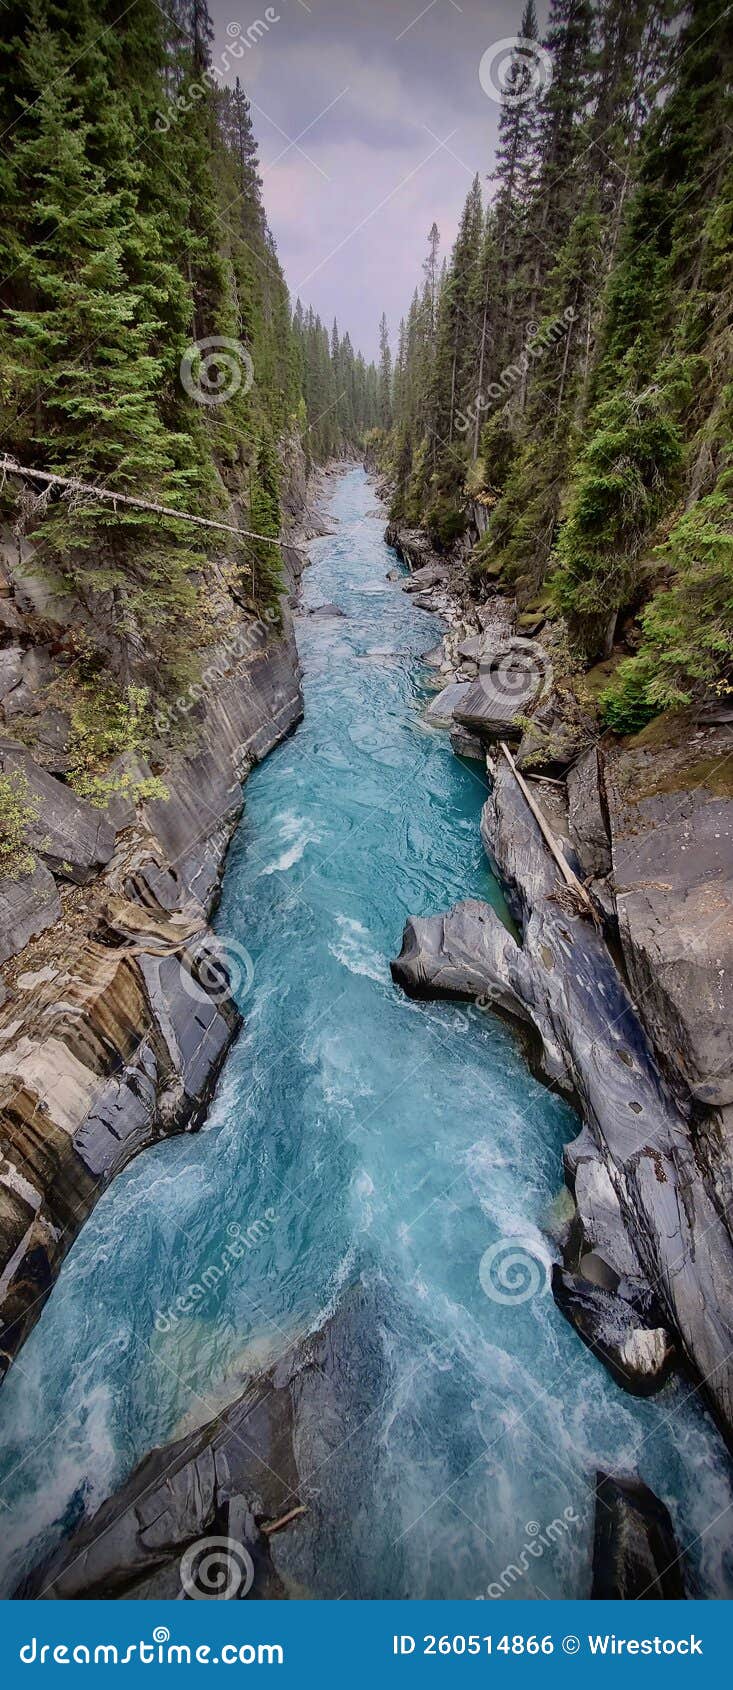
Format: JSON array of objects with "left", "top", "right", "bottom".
[{"left": 209, "top": 0, "right": 550, "bottom": 362}]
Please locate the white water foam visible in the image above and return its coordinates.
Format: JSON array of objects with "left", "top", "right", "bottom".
[
  {"left": 328, "top": 914, "right": 390, "bottom": 984},
  {"left": 258, "top": 810, "right": 322, "bottom": 875}
]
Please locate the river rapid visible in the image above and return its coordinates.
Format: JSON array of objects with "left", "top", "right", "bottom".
[{"left": 0, "top": 466, "right": 731, "bottom": 1600}]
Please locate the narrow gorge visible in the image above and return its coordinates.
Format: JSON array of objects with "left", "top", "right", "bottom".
[
  {"left": 0, "top": 0, "right": 731, "bottom": 1616},
  {"left": 1, "top": 468, "right": 731, "bottom": 1602}
]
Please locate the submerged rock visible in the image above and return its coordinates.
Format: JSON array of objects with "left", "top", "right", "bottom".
[
  {"left": 16, "top": 1345, "right": 305, "bottom": 1599},
  {"left": 591, "top": 1474, "right": 686, "bottom": 1599}
]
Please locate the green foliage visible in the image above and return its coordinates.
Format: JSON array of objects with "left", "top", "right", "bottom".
[
  {"left": 0, "top": 771, "right": 39, "bottom": 879},
  {"left": 386, "top": 0, "right": 733, "bottom": 727},
  {"left": 248, "top": 428, "right": 285, "bottom": 610},
  {"left": 425, "top": 497, "right": 467, "bottom": 551},
  {"left": 0, "top": 0, "right": 378, "bottom": 799},
  {"left": 599, "top": 656, "right": 657, "bottom": 733},
  {"left": 65, "top": 678, "right": 164, "bottom": 805},
  {"left": 602, "top": 478, "right": 733, "bottom": 721},
  {"left": 553, "top": 385, "right": 684, "bottom": 632},
  {"left": 292, "top": 305, "right": 379, "bottom": 462}
]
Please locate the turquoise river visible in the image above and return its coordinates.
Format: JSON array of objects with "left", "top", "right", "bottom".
[{"left": 0, "top": 467, "right": 731, "bottom": 1599}]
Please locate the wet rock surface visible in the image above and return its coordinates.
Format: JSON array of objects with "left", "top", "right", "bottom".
[
  {"left": 552, "top": 1267, "right": 676, "bottom": 1396},
  {"left": 591, "top": 1473, "right": 686, "bottom": 1599},
  {"left": 0, "top": 477, "right": 307, "bottom": 1384},
  {"left": 392, "top": 756, "right": 733, "bottom": 1443},
  {"left": 17, "top": 1281, "right": 387, "bottom": 1600}
]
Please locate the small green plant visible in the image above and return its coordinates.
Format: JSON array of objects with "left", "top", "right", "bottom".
[
  {"left": 600, "top": 656, "right": 658, "bottom": 734},
  {"left": 65, "top": 679, "right": 166, "bottom": 808},
  {"left": 0, "top": 769, "right": 39, "bottom": 879}
]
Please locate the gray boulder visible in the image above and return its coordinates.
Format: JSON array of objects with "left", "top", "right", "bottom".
[
  {"left": 591, "top": 1474, "right": 686, "bottom": 1599},
  {"left": 425, "top": 682, "right": 472, "bottom": 727},
  {"left": 391, "top": 899, "right": 530, "bottom": 1020},
  {"left": 552, "top": 1267, "right": 676, "bottom": 1396},
  {"left": 384, "top": 523, "right": 440, "bottom": 572},
  {"left": 401, "top": 563, "right": 449, "bottom": 594},
  {"left": 450, "top": 727, "right": 485, "bottom": 762}
]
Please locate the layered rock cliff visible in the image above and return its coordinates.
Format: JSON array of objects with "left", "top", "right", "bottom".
[{"left": 0, "top": 460, "right": 320, "bottom": 1384}]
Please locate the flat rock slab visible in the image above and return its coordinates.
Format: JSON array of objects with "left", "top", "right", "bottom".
[
  {"left": 455, "top": 662, "right": 541, "bottom": 740},
  {"left": 401, "top": 563, "right": 449, "bottom": 593},
  {"left": 425, "top": 682, "right": 472, "bottom": 727}
]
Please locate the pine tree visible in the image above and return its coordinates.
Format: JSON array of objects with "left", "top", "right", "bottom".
[{"left": 378, "top": 313, "right": 393, "bottom": 429}]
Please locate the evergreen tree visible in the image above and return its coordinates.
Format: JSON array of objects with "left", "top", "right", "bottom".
[{"left": 378, "top": 313, "right": 393, "bottom": 429}]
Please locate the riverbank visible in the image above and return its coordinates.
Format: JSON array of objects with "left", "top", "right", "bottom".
[
  {"left": 383, "top": 503, "right": 733, "bottom": 1449},
  {"left": 0, "top": 450, "right": 344, "bottom": 1381}
]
